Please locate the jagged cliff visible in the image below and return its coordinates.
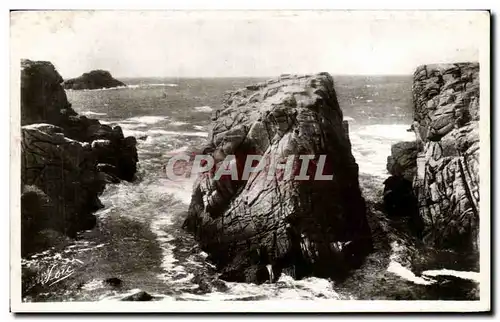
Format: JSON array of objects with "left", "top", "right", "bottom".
[
  {"left": 20, "top": 60, "right": 138, "bottom": 255},
  {"left": 184, "top": 73, "right": 373, "bottom": 283},
  {"left": 63, "top": 70, "right": 125, "bottom": 90},
  {"left": 386, "top": 63, "right": 480, "bottom": 250}
]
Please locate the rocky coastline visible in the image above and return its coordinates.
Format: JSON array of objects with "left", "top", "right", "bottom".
[
  {"left": 21, "top": 60, "right": 138, "bottom": 256},
  {"left": 384, "top": 62, "right": 480, "bottom": 251}
]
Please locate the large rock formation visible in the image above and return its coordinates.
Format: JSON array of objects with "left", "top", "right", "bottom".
[
  {"left": 62, "top": 70, "right": 125, "bottom": 90},
  {"left": 385, "top": 63, "right": 480, "bottom": 250},
  {"left": 184, "top": 73, "right": 372, "bottom": 283},
  {"left": 20, "top": 60, "right": 138, "bottom": 255}
]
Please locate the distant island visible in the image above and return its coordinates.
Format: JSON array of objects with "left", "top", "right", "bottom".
[{"left": 63, "top": 70, "right": 126, "bottom": 90}]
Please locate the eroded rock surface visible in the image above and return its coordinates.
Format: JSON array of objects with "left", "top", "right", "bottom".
[
  {"left": 20, "top": 59, "right": 138, "bottom": 255},
  {"left": 386, "top": 63, "right": 480, "bottom": 250},
  {"left": 184, "top": 73, "right": 372, "bottom": 283}
]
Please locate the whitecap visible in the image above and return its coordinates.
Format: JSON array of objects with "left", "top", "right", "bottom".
[
  {"left": 349, "top": 124, "right": 415, "bottom": 179},
  {"left": 355, "top": 124, "right": 415, "bottom": 141},
  {"left": 122, "top": 129, "right": 148, "bottom": 138},
  {"left": 164, "top": 146, "right": 189, "bottom": 156},
  {"left": 80, "top": 111, "right": 107, "bottom": 117},
  {"left": 170, "top": 121, "right": 189, "bottom": 126},
  {"left": 127, "top": 83, "right": 178, "bottom": 89},
  {"left": 366, "top": 99, "right": 373, "bottom": 103},
  {"left": 194, "top": 106, "right": 213, "bottom": 112},
  {"left": 161, "top": 178, "right": 196, "bottom": 205},
  {"left": 343, "top": 116, "right": 355, "bottom": 122},
  {"left": 193, "top": 125, "right": 205, "bottom": 131},
  {"left": 78, "top": 86, "right": 128, "bottom": 92},
  {"left": 122, "top": 116, "right": 168, "bottom": 125},
  {"left": 148, "top": 83, "right": 178, "bottom": 87},
  {"left": 147, "top": 129, "right": 208, "bottom": 138}
]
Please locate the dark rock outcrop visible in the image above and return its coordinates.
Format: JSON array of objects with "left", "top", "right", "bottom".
[
  {"left": 386, "top": 63, "right": 480, "bottom": 250},
  {"left": 386, "top": 141, "right": 420, "bottom": 182},
  {"left": 63, "top": 70, "right": 126, "bottom": 90},
  {"left": 184, "top": 73, "right": 372, "bottom": 283},
  {"left": 20, "top": 59, "right": 138, "bottom": 255},
  {"left": 121, "top": 291, "right": 153, "bottom": 301}
]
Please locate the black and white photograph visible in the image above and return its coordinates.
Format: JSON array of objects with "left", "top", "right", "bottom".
[{"left": 9, "top": 9, "right": 491, "bottom": 312}]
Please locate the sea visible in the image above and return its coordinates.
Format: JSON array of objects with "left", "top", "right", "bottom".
[{"left": 21, "top": 76, "right": 480, "bottom": 302}]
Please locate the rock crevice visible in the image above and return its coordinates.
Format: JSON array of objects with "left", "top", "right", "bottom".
[{"left": 385, "top": 63, "right": 480, "bottom": 250}]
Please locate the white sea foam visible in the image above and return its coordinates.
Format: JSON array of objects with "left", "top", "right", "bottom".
[
  {"left": 366, "top": 99, "right": 373, "bottom": 103},
  {"left": 118, "top": 123, "right": 148, "bottom": 130},
  {"left": 387, "top": 262, "right": 436, "bottom": 285},
  {"left": 164, "top": 146, "right": 189, "bottom": 156},
  {"left": 80, "top": 111, "right": 107, "bottom": 117},
  {"left": 122, "top": 129, "right": 148, "bottom": 138},
  {"left": 170, "top": 121, "right": 189, "bottom": 126},
  {"left": 349, "top": 124, "right": 415, "bottom": 179},
  {"left": 421, "top": 269, "right": 481, "bottom": 283},
  {"left": 123, "top": 116, "right": 168, "bottom": 124},
  {"left": 173, "top": 274, "right": 345, "bottom": 301},
  {"left": 162, "top": 177, "right": 195, "bottom": 205},
  {"left": 66, "top": 86, "right": 128, "bottom": 92},
  {"left": 127, "top": 83, "right": 178, "bottom": 89},
  {"left": 148, "top": 83, "right": 178, "bottom": 87},
  {"left": 355, "top": 124, "right": 414, "bottom": 142},
  {"left": 343, "top": 116, "right": 355, "bottom": 122},
  {"left": 147, "top": 129, "right": 208, "bottom": 137},
  {"left": 194, "top": 106, "right": 213, "bottom": 112},
  {"left": 193, "top": 125, "right": 205, "bottom": 131}
]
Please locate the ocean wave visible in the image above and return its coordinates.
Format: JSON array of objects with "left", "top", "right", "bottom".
[
  {"left": 66, "top": 83, "right": 178, "bottom": 92},
  {"left": 355, "top": 124, "right": 414, "bottom": 141},
  {"left": 122, "top": 129, "right": 148, "bottom": 138},
  {"left": 148, "top": 83, "right": 178, "bottom": 87},
  {"left": 127, "top": 83, "right": 178, "bottom": 89},
  {"left": 349, "top": 124, "right": 415, "bottom": 179},
  {"left": 170, "top": 121, "right": 189, "bottom": 126},
  {"left": 172, "top": 273, "right": 345, "bottom": 301},
  {"left": 147, "top": 130, "right": 208, "bottom": 137},
  {"left": 80, "top": 111, "right": 107, "bottom": 116},
  {"left": 122, "top": 116, "right": 169, "bottom": 125},
  {"left": 66, "top": 86, "right": 128, "bottom": 92},
  {"left": 194, "top": 106, "right": 213, "bottom": 112},
  {"left": 343, "top": 116, "right": 355, "bottom": 122}
]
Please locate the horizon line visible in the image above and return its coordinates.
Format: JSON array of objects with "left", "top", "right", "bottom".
[{"left": 97, "top": 73, "right": 414, "bottom": 79}]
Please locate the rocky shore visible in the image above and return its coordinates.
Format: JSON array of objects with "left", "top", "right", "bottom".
[
  {"left": 184, "top": 73, "right": 373, "bottom": 283},
  {"left": 21, "top": 60, "right": 138, "bottom": 256},
  {"left": 62, "top": 70, "right": 126, "bottom": 90},
  {"left": 385, "top": 63, "right": 480, "bottom": 251}
]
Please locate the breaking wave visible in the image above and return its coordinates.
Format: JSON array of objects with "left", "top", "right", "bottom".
[{"left": 194, "top": 106, "right": 213, "bottom": 112}]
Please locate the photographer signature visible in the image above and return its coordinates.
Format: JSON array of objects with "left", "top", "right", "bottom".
[{"left": 35, "top": 259, "right": 83, "bottom": 287}]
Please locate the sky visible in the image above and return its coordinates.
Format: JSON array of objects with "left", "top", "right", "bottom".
[{"left": 10, "top": 11, "right": 488, "bottom": 78}]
